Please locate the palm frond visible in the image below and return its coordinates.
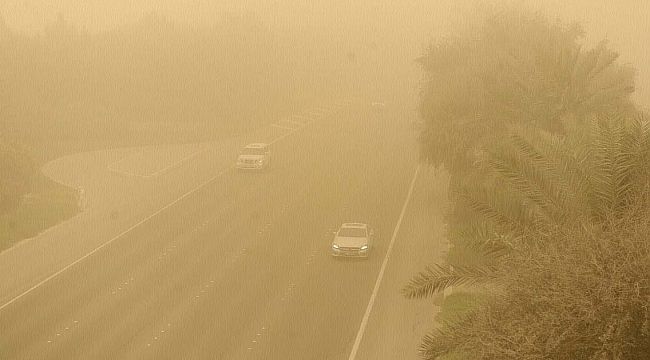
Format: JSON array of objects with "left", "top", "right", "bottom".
[
  {"left": 485, "top": 141, "right": 566, "bottom": 226},
  {"left": 402, "top": 264, "right": 497, "bottom": 300},
  {"left": 454, "top": 181, "right": 541, "bottom": 238},
  {"left": 419, "top": 313, "right": 479, "bottom": 359},
  {"left": 588, "top": 114, "right": 638, "bottom": 219},
  {"left": 448, "top": 220, "right": 515, "bottom": 260},
  {"left": 584, "top": 41, "right": 620, "bottom": 83}
]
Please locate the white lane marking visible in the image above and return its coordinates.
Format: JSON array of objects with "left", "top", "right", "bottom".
[
  {"left": 0, "top": 105, "right": 317, "bottom": 312},
  {"left": 271, "top": 123, "right": 297, "bottom": 131},
  {"left": 107, "top": 151, "right": 145, "bottom": 170},
  {"left": 107, "top": 167, "right": 151, "bottom": 178},
  {"left": 269, "top": 129, "right": 298, "bottom": 145},
  {"left": 347, "top": 165, "right": 420, "bottom": 360},
  {"left": 148, "top": 147, "right": 209, "bottom": 177},
  {"left": 108, "top": 147, "right": 209, "bottom": 178},
  {"left": 0, "top": 167, "right": 231, "bottom": 312}
]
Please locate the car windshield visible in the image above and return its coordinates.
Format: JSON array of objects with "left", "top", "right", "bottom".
[
  {"left": 337, "top": 227, "right": 366, "bottom": 237},
  {"left": 241, "top": 147, "right": 266, "bottom": 155}
]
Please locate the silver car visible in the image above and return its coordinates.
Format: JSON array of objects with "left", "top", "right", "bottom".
[{"left": 331, "top": 223, "right": 373, "bottom": 258}]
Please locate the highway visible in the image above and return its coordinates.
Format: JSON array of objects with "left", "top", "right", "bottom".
[{"left": 0, "top": 102, "right": 442, "bottom": 359}]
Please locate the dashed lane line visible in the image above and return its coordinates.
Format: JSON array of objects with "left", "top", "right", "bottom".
[
  {"left": 148, "top": 147, "right": 210, "bottom": 177},
  {"left": 0, "top": 116, "right": 315, "bottom": 312},
  {"left": 0, "top": 166, "right": 231, "bottom": 313},
  {"left": 107, "top": 167, "right": 151, "bottom": 178},
  {"left": 108, "top": 147, "right": 210, "bottom": 178}
]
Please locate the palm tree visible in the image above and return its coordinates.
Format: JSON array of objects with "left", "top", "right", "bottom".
[
  {"left": 404, "top": 114, "right": 650, "bottom": 359},
  {"left": 418, "top": 9, "right": 636, "bottom": 174}
]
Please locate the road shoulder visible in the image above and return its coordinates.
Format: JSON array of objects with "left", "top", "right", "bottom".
[{"left": 353, "top": 166, "right": 449, "bottom": 359}]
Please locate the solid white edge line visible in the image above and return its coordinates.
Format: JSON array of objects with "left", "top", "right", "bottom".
[
  {"left": 0, "top": 167, "right": 232, "bottom": 312},
  {"left": 269, "top": 128, "right": 299, "bottom": 145},
  {"left": 347, "top": 164, "right": 421, "bottom": 360},
  {"left": 108, "top": 147, "right": 209, "bottom": 178},
  {"left": 107, "top": 150, "right": 145, "bottom": 169},
  {"left": 0, "top": 108, "right": 316, "bottom": 312},
  {"left": 107, "top": 167, "right": 152, "bottom": 178},
  {"left": 149, "top": 147, "right": 210, "bottom": 177}
]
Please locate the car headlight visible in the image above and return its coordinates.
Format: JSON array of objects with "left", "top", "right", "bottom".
[
  {"left": 360, "top": 245, "right": 368, "bottom": 250},
  {"left": 332, "top": 244, "right": 340, "bottom": 249}
]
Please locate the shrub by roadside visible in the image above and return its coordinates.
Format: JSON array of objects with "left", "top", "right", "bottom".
[
  {"left": 0, "top": 173, "right": 79, "bottom": 252},
  {"left": 430, "top": 290, "right": 489, "bottom": 360}
]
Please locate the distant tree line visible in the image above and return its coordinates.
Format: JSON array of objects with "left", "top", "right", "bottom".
[
  {"left": 1, "top": 13, "right": 297, "bottom": 144},
  {"left": 0, "top": 138, "right": 35, "bottom": 215},
  {"left": 0, "top": 11, "right": 354, "bottom": 214},
  {"left": 405, "top": 6, "right": 649, "bottom": 359}
]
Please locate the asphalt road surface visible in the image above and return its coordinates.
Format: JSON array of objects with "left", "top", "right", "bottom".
[{"left": 0, "top": 102, "right": 444, "bottom": 359}]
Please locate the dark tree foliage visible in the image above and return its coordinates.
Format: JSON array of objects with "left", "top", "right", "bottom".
[
  {"left": 0, "top": 139, "right": 35, "bottom": 215},
  {"left": 409, "top": 6, "right": 648, "bottom": 359},
  {"left": 0, "top": 12, "right": 331, "bottom": 155},
  {"left": 417, "top": 8, "right": 636, "bottom": 173},
  {"left": 2, "top": 13, "right": 289, "bottom": 122},
  {"left": 406, "top": 116, "right": 650, "bottom": 359}
]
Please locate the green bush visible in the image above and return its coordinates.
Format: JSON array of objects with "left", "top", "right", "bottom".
[{"left": 0, "top": 174, "right": 78, "bottom": 251}]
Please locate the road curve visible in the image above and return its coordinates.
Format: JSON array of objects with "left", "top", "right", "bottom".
[{"left": 0, "top": 103, "right": 420, "bottom": 360}]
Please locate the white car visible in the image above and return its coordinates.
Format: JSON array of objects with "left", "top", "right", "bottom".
[
  {"left": 236, "top": 143, "right": 271, "bottom": 170},
  {"left": 331, "top": 223, "right": 374, "bottom": 258}
]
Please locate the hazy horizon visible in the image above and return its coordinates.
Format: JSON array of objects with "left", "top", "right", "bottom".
[
  {"left": 2, "top": 2, "right": 649, "bottom": 359},
  {"left": 2, "top": 1, "right": 649, "bottom": 108}
]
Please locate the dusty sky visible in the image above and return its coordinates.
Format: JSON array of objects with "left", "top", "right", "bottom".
[{"left": 2, "top": 0, "right": 649, "bottom": 107}]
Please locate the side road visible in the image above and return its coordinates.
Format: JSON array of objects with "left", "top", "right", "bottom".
[{"left": 0, "top": 104, "right": 343, "bottom": 308}]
